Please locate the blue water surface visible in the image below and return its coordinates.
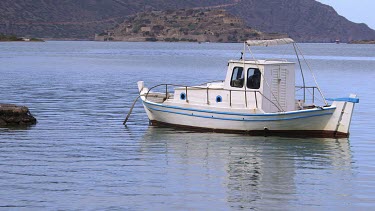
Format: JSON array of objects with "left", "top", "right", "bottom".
[{"left": 0, "top": 41, "right": 374, "bottom": 210}]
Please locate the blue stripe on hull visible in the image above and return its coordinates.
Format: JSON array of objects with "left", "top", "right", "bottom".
[
  {"left": 144, "top": 103, "right": 334, "bottom": 122},
  {"left": 143, "top": 100, "right": 336, "bottom": 117}
]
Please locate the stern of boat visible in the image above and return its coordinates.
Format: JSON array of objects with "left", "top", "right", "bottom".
[{"left": 325, "top": 94, "right": 359, "bottom": 137}]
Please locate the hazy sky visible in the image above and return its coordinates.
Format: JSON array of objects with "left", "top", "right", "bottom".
[{"left": 317, "top": 0, "right": 375, "bottom": 30}]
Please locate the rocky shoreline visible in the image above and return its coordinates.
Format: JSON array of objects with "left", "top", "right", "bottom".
[
  {"left": 0, "top": 104, "right": 37, "bottom": 126},
  {"left": 348, "top": 40, "right": 375, "bottom": 44},
  {"left": 0, "top": 34, "right": 44, "bottom": 42}
]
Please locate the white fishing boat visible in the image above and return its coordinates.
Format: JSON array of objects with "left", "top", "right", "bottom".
[{"left": 126, "top": 38, "right": 359, "bottom": 137}]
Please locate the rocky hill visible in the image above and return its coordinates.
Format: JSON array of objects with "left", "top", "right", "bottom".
[
  {"left": 228, "top": 0, "right": 375, "bottom": 42},
  {"left": 0, "top": 0, "right": 234, "bottom": 39},
  {"left": 95, "top": 9, "right": 287, "bottom": 42},
  {"left": 1, "top": 0, "right": 375, "bottom": 42}
]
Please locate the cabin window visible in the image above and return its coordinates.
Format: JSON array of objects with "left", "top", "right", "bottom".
[
  {"left": 247, "top": 68, "right": 261, "bottom": 89},
  {"left": 230, "top": 67, "right": 244, "bottom": 88}
]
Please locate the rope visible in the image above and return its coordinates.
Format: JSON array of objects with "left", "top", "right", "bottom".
[{"left": 294, "top": 43, "right": 328, "bottom": 105}]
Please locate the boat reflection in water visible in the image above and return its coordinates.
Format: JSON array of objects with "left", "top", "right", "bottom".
[{"left": 132, "top": 126, "right": 354, "bottom": 209}]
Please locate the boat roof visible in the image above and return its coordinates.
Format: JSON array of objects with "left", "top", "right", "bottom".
[
  {"left": 246, "top": 38, "right": 295, "bottom": 46},
  {"left": 229, "top": 59, "right": 295, "bottom": 65}
]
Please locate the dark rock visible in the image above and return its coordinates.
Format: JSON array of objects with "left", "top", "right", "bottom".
[{"left": 0, "top": 104, "right": 37, "bottom": 126}]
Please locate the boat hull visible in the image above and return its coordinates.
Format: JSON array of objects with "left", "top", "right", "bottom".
[
  {"left": 149, "top": 119, "right": 348, "bottom": 138},
  {"left": 141, "top": 99, "right": 352, "bottom": 138}
]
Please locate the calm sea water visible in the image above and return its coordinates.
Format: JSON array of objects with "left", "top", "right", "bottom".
[{"left": 0, "top": 41, "right": 374, "bottom": 210}]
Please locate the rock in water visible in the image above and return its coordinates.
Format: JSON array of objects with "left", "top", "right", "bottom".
[{"left": 0, "top": 104, "right": 37, "bottom": 126}]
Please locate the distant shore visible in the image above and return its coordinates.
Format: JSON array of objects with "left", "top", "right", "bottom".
[
  {"left": 348, "top": 40, "right": 375, "bottom": 44},
  {"left": 0, "top": 34, "right": 44, "bottom": 42},
  {"left": 4, "top": 36, "right": 375, "bottom": 44}
]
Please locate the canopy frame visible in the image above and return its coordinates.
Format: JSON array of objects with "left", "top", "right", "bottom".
[
  {"left": 246, "top": 38, "right": 295, "bottom": 47},
  {"left": 243, "top": 38, "right": 327, "bottom": 106}
]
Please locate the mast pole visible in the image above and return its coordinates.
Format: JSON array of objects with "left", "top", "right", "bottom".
[
  {"left": 243, "top": 42, "right": 247, "bottom": 107},
  {"left": 293, "top": 43, "right": 306, "bottom": 103}
]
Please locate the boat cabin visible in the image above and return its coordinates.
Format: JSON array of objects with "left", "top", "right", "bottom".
[
  {"left": 171, "top": 59, "right": 296, "bottom": 113},
  {"left": 224, "top": 59, "right": 295, "bottom": 112}
]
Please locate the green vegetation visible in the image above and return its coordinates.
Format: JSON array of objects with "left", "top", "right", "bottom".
[
  {"left": 145, "top": 37, "right": 157, "bottom": 42},
  {"left": 187, "top": 23, "right": 197, "bottom": 30},
  {"left": 30, "top": 38, "right": 43, "bottom": 41},
  {"left": 348, "top": 40, "right": 375, "bottom": 44},
  {"left": 164, "top": 37, "right": 180, "bottom": 42},
  {"left": 0, "top": 33, "right": 44, "bottom": 42},
  {"left": 0, "top": 34, "right": 23, "bottom": 41}
]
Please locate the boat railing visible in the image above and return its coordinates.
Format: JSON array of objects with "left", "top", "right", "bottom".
[
  {"left": 145, "top": 83, "right": 283, "bottom": 111},
  {"left": 295, "top": 86, "right": 320, "bottom": 105},
  {"left": 264, "top": 59, "right": 288, "bottom": 62},
  {"left": 197, "top": 80, "right": 224, "bottom": 86}
]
